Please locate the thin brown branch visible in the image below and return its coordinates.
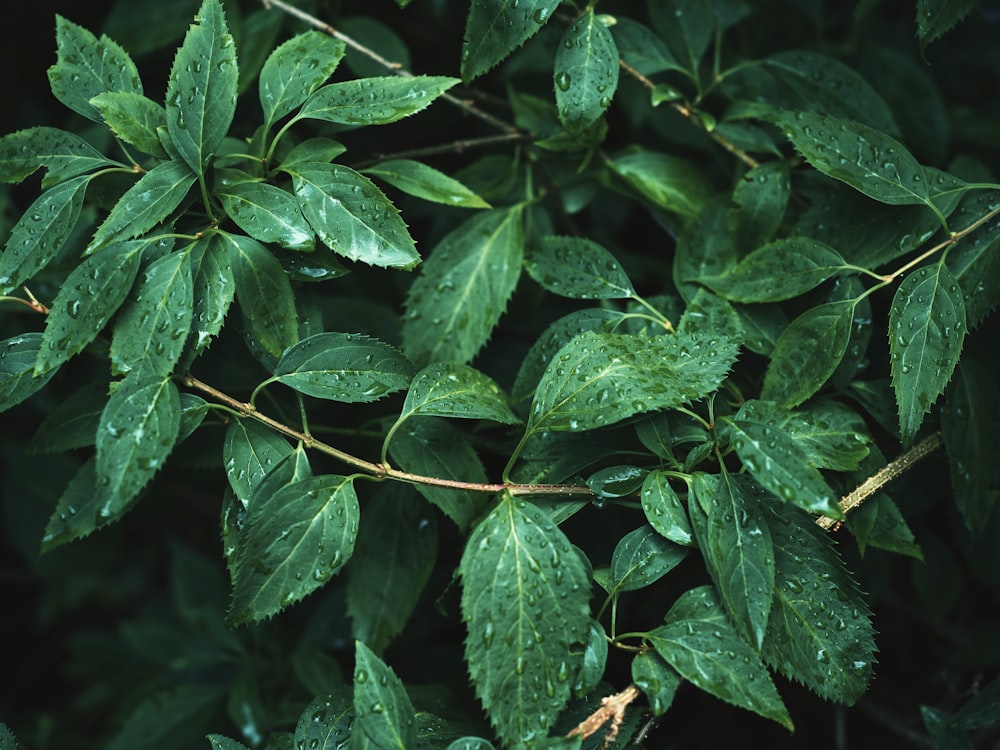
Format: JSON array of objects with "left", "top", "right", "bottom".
[
  {"left": 353, "top": 132, "right": 534, "bottom": 169},
  {"left": 567, "top": 684, "right": 641, "bottom": 747}
]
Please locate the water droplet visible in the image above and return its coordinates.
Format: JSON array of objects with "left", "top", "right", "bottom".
[{"left": 555, "top": 72, "right": 571, "bottom": 91}]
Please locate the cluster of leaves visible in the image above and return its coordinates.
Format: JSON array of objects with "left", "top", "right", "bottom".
[{"left": 1, "top": 0, "right": 999, "bottom": 748}]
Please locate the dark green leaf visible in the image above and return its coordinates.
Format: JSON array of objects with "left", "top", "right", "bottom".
[
  {"left": 677, "top": 287, "right": 744, "bottom": 343},
  {"left": 731, "top": 161, "right": 791, "bottom": 250},
  {"left": 609, "top": 525, "right": 688, "bottom": 593},
  {"left": 400, "top": 362, "right": 519, "bottom": 423},
  {"left": 402, "top": 207, "right": 523, "bottom": 366},
  {"left": 280, "top": 137, "right": 347, "bottom": 170},
  {"left": 889, "top": 261, "right": 966, "bottom": 444},
  {"left": 951, "top": 674, "right": 1000, "bottom": 730},
  {"left": 916, "top": 0, "right": 978, "bottom": 48},
  {"left": 229, "top": 474, "right": 359, "bottom": 625},
  {"left": 218, "top": 182, "right": 314, "bottom": 251},
  {"left": 207, "top": 736, "right": 250, "bottom": 750},
  {"left": 353, "top": 641, "right": 418, "bottom": 749},
  {"left": 296, "top": 76, "right": 458, "bottom": 126},
  {"left": 362, "top": 159, "right": 491, "bottom": 209},
  {"left": 608, "top": 149, "right": 710, "bottom": 220},
  {"left": 847, "top": 493, "right": 922, "bottom": 560},
  {"left": 223, "top": 418, "right": 294, "bottom": 507},
  {"left": 647, "top": 0, "right": 714, "bottom": 77},
  {"left": 106, "top": 686, "right": 225, "bottom": 750},
  {"left": 573, "top": 620, "right": 608, "bottom": 698},
  {"left": 587, "top": 465, "right": 646, "bottom": 499},
  {"left": 259, "top": 31, "right": 346, "bottom": 129},
  {"left": 0, "top": 127, "right": 118, "bottom": 186},
  {"left": 273, "top": 332, "right": 414, "bottom": 403},
  {"left": 674, "top": 196, "right": 739, "bottom": 302},
  {"left": 27, "top": 381, "right": 107, "bottom": 453},
  {"left": 945, "top": 190, "right": 1000, "bottom": 330},
  {"left": 631, "top": 650, "right": 681, "bottom": 716},
  {"left": 165, "top": 0, "right": 238, "bottom": 175},
  {"left": 340, "top": 16, "right": 412, "bottom": 79},
  {"left": 609, "top": 17, "right": 682, "bottom": 76},
  {"left": 41, "top": 458, "right": 103, "bottom": 551},
  {"left": 0, "top": 334, "right": 57, "bottom": 412},
  {"left": 526, "top": 236, "right": 635, "bottom": 300},
  {"left": 648, "top": 586, "right": 793, "bottom": 730},
  {"left": 461, "top": 0, "right": 560, "bottom": 81},
  {"left": 554, "top": 9, "right": 619, "bottom": 133},
  {"left": 179, "top": 234, "right": 235, "bottom": 368},
  {"left": 641, "top": 470, "right": 694, "bottom": 546},
  {"left": 90, "top": 92, "right": 168, "bottom": 158},
  {"left": 459, "top": 496, "right": 590, "bottom": 746},
  {"left": 293, "top": 691, "right": 354, "bottom": 750}
]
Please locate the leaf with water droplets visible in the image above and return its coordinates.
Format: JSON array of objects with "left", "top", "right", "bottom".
[
  {"left": 460, "top": 496, "right": 590, "bottom": 746},
  {"left": 944, "top": 188, "right": 1000, "bottom": 330},
  {"left": 526, "top": 236, "right": 635, "bottom": 300},
  {"left": 446, "top": 739, "right": 495, "bottom": 750},
  {"left": 293, "top": 690, "right": 354, "bottom": 750},
  {"left": 647, "top": 585, "right": 793, "bottom": 730},
  {"left": 641, "top": 470, "right": 695, "bottom": 547},
  {"left": 296, "top": 75, "right": 458, "bottom": 126},
  {"left": 40, "top": 458, "right": 103, "bottom": 552},
  {"left": 228, "top": 474, "right": 359, "bottom": 625},
  {"left": 890, "top": 261, "right": 966, "bottom": 445},
  {"left": 279, "top": 137, "right": 347, "bottom": 171},
  {"left": 352, "top": 641, "right": 417, "bottom": 749},
  {"left": 362, "top": 159, "right": 491, "bottom": 209},
  {"left": 609, "top": 17, "right": 682, "bottom": 76},
  {"left": 731, "top": 160, "right": 790, "bottom": 250},
  {"left": 206, "top": 735, "right": 249, "bottom": 750},
  {"left": 178, "top": 234, "right": 235, "bottom": 370},
  {"left": 761, "top": 503, "right": 876, "bottom": 705},
  {"left": 223, "top": 418, "right": 294, "bottom": 507},
  {"left": 90, "top": 92, "right": 169, "bottom": 159},
  {"left": 608, "top": 525, "right": 688, "bottom": 593},
  {"left": 399, "top": 362, "right": 519, "bottom": 425},
  {"left": 259, "top": 31, "right": 346, "bottom": 130},
  {"left": 631, "top": 650, "right": 681, "bottom": 716},
  {"left": 677, "top": 287, "right": 744, "bottom": 344},
  {"left": 402, "top": 206, "right": 524, "bottom": 366},
  {"left": 218, "top": 182, "right": 314, "bottom": 251},
  {"left": 608, "top": 148, "right": 711, "bottom": 221},
  {"left": 0, "top": 334, "right": 57, "bottom": 413},
  {"left": 165, "top": 0, "right": 238, "bottom": 175},
  {"left": 461, "top": 0, "right": 560, "bottom": 81},
  {"left": 916, "top": 0, "right": 977, "bottom": 48},
  {"left": 553, "top": 9, "right": 619, "bottom": 133},
  {"left": 0, "top": 127, "right": 119, "bottom": 186}
]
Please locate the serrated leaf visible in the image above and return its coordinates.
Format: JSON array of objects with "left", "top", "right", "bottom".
[
  {"left": 726, "top": 418, "right": 841, "bottom": 517},
  {"left": 461, "top": 0, "right": 560, "bottom": 81},
  {"left": 631, "top": 650, "right": 682, "bottom": 716},
  {"left": 0, "top": 334, "right": 57, "bottom": 412},
  {"left": 890, "top": 261, "right": 966, "bottom": 444},
  {"left": 677, "top": 287, "right": 744, "bottom": 343},
  {"left": 526, "top": 236, "right": 635, "bottom": 300},
  {"left": 179, "top": 234, "right": 235, "bottom": 368},
  {"left": 27, "top": 381, "right": 107, "bottom": 452},
  {"left": 400, "top": 362, "right": 519, "bottom": 423},
  {"left": 641, "top": 470, "right": 694, "bottom": 546},
  {"left": 762, "top": 503, "right": 876, "bottom": 704},
  {"left": 916, "top": 0, "right": 977, "bottom": 47},
  {"left": 731, "top": 160, "right": 790, "bottom": 250},
  {"left": 387, "top": 417, "right": 488, "bottom": 531},
  {"left": 945, "top": 189, "right": 1000, "bottom": 330},
  {"left": 0, "top": 127, "right": 119, "bottom": 186},
  {"left": 294, "top": 691, "right": 354, "bottom": 750},
  {"left": 165, "top": 0, "right": 238, "bottom": 175},
  {"left": 207, "top": 736, "right": 250, "bottom": 750},
  {"left": 289, "top": 162, "right": 419, "bottom": 269},
  {"left": 90, "top": 92, "right": 169, "bottom": 158},
  {"left": 674, "top": 196, "right": 739, "bottom": 302},
  {"left": 362, "top": 159, "right": 490, "bottom": 209},
  {"left": 274, "top": 332, "right": 414, "bottom": 403},
  {"left": 260, "top": 31, "right": 346, "bottom": 130},
  {"left": 402, "top": 206, "right": 523, "bottom": 366},
  {"left": 353, "top": 642, "right": 418, "bottom": 749},
  {"left": 297, "top": 76, "right": 458, "bottom": 126},
  {"left": 88, "top": 160, "right": 196, "bottom": 250},
  {"left": 609, "top": 17, "right": 682, "bottom": 76},
  {"left": 609, "top": 525, "right": 688, "bottom": 593},
  {"left": 96, "top": 374, "right": 181, "bottom": 517},
  {"left": 647, "top": 586, "right": 792, "bottom": 730},
  {"left": 0, "top": 175, "right": 88, "bottom": 294},
  {"left": 700, "top": 238, "right": 848, "bottom": 303},
  {"left": 220, "top": 232, "right": 299, "bottom": 359},
  {"left": 573, "top": 620, "right": 608, "bottom": 698},
  {"left": 218, "top": 182, "right": 314, "bottom": 251},
  {"left": 41, "top": 458, "right": 102, "bottom": 551},
  {"left": 110, "top": 249, "right": 193, "bottom": 377},
  {"left": 47, "top": 15, "right": 142, "bottom": 122},
  {"left": 761, "top": 299, "right": 856, "bottom": 407},
  {"left": 229, "top": 474, "right": 359, "bottom": 625},
  {"left": 608, "top": 149, "right": 710, "bottom": 220},
  {"left": 280, "top": 138, "right": 347, "bottom": 170},
  {"left": 554, "top": 9, "right": 619, "bottom": 133},
  {"left": 847, "top": 493, "right": 922, "bottom": 559},
  {"left": 459, "top": 496, "right": 590, "bottom": 746},
  {"left": 223, "top": 419, "right": 294, "bottom": 506}
]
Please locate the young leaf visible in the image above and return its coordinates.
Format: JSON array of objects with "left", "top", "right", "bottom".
[
  {"left": 179, "top": 234, "right": 235, "bottom": 369},
  {"left": 90, "top": 92, "right": 169, "bottom": 158},
  {"left": 916, "top": 0, "right": 978, "bottom": 48},
  {"left": 0, "top": 127, "right": 119, "bottom": 186},
  {"left": 353, "top": 642, "right": 418, "bottom": 749},
  {"left": 401, "top": 206, "right": 524, "bottom": 366},
  {"left": 525, "top": 236, "right": 636, "bottom": 299},
  {"left": 399, "top": 362, "right": 519, "bottom": 424},
  {"left": 47, "top": 15, "right": 142, "bottom": 122},
  {"left": 647, "top": 586, "right": 793, "bottom": 730},
  {"left": 288, "top": 162, "right": 419, "bottom": 270},
  {"left": 228, "top": 474, "right": 360, "bottom": 625},
  {"left": 259, "top": 31, "right": 346, "bottom": 130},
  {"left": 890, "top": 261, "right": 966, "bottom": 444},
  {"left": 0, "top": 334, "right": 57, "bottom": 412},
  {"left": 165, "top": 0, "right": 238, "bottom": 175},
  {"left": 459, "top": 496, "right": 590, "bottom": 746},
  {"left": 362, "top": 159, "right": 491, "bottom": 209},
  {"left": 608, "top": 149, "right": 710, "bottom": 220},
  {"left": 96, "top": 374, "right": 181, "bottom": 518},
  {"left": 641, "top": 470, "right": 695, "bottom": 547},
  {"left": 554, "top": 9, "right": 619, "bottom": 133},
  {"left": 217, "top": 182, "right": 314, "bottom": 251},
  {"left": 461, "top": 0, "right": 560, "bottom": 81},
  {"left": 223, "top": 418, "right": 294, "bottom": 507},
  {"left": 731, "top": 160, "right": 790, "bottom": 250},
  {"left": 296, "top": 76, "right": 459, "bottom": 126},
  {"left": 609, "top": 525, "right": 688, "bottom": 593},
  {"left": 0, "top": 175, "right": 88, "bottom": 294}
]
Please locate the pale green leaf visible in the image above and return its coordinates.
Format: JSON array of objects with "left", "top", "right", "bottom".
[
  {"left": 178, "top": 234, "right": 235, "bottom": 369},
  {"left": 609, "top": 525, "right": 688, "bottom": 593},
  {"left": 400, "top": 362, "right": 519, "bottom": 424},
  {"left": 526, "top": 236, "right": 636, "bottom": 299},
  {"left": 916, "top": 0, "right": 978, "bottom": 47},
  {"left": 731, "top": 160, "right": 791, "bottom": 250},
  {"left": 260, "top": 31, "right": 346, "bottom": 129},
  {"left": 459, "top": 496, "right": 590, "bottom": 746},
  {"left": 0, "top": 127, "right": 119, "bottom": 186},
  {"left": 353, "top": 642, "right": 418, "bottom": 749},
  {"left": 608, "top": 148, "right": 710, "bottom": 220},
  {"left": 362, "top": 159, "right": 490, "bottom": 209},
  {"left": 90, "top": 92, "right": 168, "bottom": 158},
  {"left": 554, "top": 9, "right": 619, "bottom": 133},
  {"left": 461, "top": 0, "right": 560, "bottom": 81},
  {"left": 631, "top": 650, "right": 682, "bottom": 716},
  {"left": 218, "top": 182, "right": 314, "bottom": 251},
  {"left": 296, "top": 76, "right": 458, "bottom": 126},
  {"left": 223, "top": 418, "right": 294, "bottom": 507},
  {"left": 641, "top": 470, "right": 695, "bottom": 546}
]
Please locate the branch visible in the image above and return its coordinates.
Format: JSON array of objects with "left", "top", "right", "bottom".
[{"left": 567, "top": 684, "right": 641, "bottom": 747}]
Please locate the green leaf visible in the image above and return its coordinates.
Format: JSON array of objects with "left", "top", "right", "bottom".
[
  {"left": 0, "top": 724, "right": 19, "bottom": 750},
  {"left": 587, "top": 465, "right": 646, "bottom": 499},
  {"left": 608, "top": 148, "right": 710, "bottom": 220},
  {"left": 179, "top": 234, "right": 235, "bottom": 368},
  {"left": 890, "top": 261, "right": 966, "bottom": 444},
  {"left": 221, "top": 232, "right": 299, "bottom": 359},
  {"left": 0, "top": 175, "right": 88, "bottom": 294},
  {"left": 631, "top": 650, "right": 682, "bottom": 716},
  {"left": 526, "top": 329, "right": 738, "bottom": 435},
  {"left": 647, "top": 586, "right": 793, "bottom": 730},
  {"left": 461, "top": 0, "right": 560, "bottom": 81},
  {"left": 90, "top": 92, "right": 169, "bottom": 158},
  {"left": 218, "top": 182, "right": 314, "bottom": 251},
  {"left": 446, "top": 740, "right": 494, "bottom": 750},
  {"left": 641, "top": 470, "right": 695, "bottom": 546},
  {"left": 847, "top": 493, "right": 922, "bottom": 560},
  {"left": 399, "top": 362, "right": 519, "bottom": 424},
  {"left": 945, "top": 189, "right": 1000, "bottom": 330},
  {"left": 41, "top": 458, "right": 103, "bottom": 551},
  {"left": 229, "top": 474, "right": 359, "bottom": 625},
  {"left": 647, "top": 0, "right": 714, "bottom": 77},
  {"left": 340, "top": 16, "right": 412, "bottom": 79},
  {"left": 259, "top": 31, "right": 346, "bottom": 130},
  {"left": 761, "top": 299, "right": 856, "bottom": 407},
  {"left": 27, "top": 381, "right": 107, "bottom": 453},
  {"left": 459, "top": 496, "right": 590, "bottom": 746},
  {"left": 207, "top": 736, "right": 250, "bottom": 750},
  {"left": 401, "top": 206, "right": 524, "bottom": 366},
  {"left": 609, "top": 525, "right": 688, "bottom": 593},
  {"left": 47, "top": 15, "right": 142, "bottom": 122},
  {"left": 353, "top": 642, "right": 418, "bottom": 749},
  {"left": 96, "top": 374, "right": 181, "bottom": 517},
  {"left": 731, "top": 160, "right": 790, "bottom": 250},
  {"left": 347, "top": 486, "right": 437, "bottom": 654},
  {"left": 293, "top": 692, "right": 354, "bottom": 750},
  {"left": 296, "top": 76, "right": 458, "bottom": 126},
  {"left": 280, "top": 138, "right": 347, "bottom": 170},
  {"left": 274, "top": 332, "right": 414, "bottom": 403},
  {"left": 916, "top": 0, "right": 978, "bottom": 48},
  {"left": 88, "top": 160, "right": 197, "bottom": 250},
  {"left": 574, "top": 620, "right": 609, "bottom": 698},
  {"left": 554, "top": 9, "right": 619, "bottom": 133},
  {"left": 677, "top": 287, "right": 744, "bottom": 343},
  {"left": 0, "top": 127, "right": 119, "bottom": 186},
  {"left": 362, "top": 159, "right": 491, "bottom": 209},
  {"left": 674, "top": 196, "right": 739, "bottom": 302},
  {"left": 223, "top": 418, "right": 294, "bottom": 507},
  {"left": 699, "top": 238, "right": 848, "bottom": 303},
  {"left": 0, "top": 334, "right": 57, "bottom": 412},
  {"left": 288, "top": 163, "right": 419, "bottom": 270},
  {"left": 165, "top": 0, "right": 238, "bottom": 175},
  {"left": 526, "top": 236, "right": 636, "bottom": 300},
  {"left": 609, "top": 17, "right": 682, "bottom": 76},
  {"left": 109, "top": 249, "right": 194, "bottom": 377},
  {"left": 725, "top": 418, "right": 841, "bottom": 518},
  {"left": 762, "top": 503, "right": 876, "bottom": 704}
]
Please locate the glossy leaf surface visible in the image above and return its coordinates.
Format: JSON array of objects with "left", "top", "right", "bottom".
[
  {"left": 259, "top": 31, "right": 346, "bottom": 129},
  {"left": 297, "top": 76, "right": 458, "bottom": 126},
  {"left": 526, "top": 236, "right": 635, "bottom": 300},
  {"left": 362, "top": 159, "right": 490, "bottom": 209},
  {"left": 353, "top": 642, "right": 417, "bottom": 749},
  {"left": 553, "top": 9, "right": 619, "bottom": 133},
  {"left": 461, "top": 0, "right": 560, "bottom": 81},
  {"left": 400, "top": 362, "right": 519, "bottom": 424}
]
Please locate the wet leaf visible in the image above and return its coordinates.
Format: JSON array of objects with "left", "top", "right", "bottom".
[
  {"left": 553, "top": 9, "right": 619, "bottom": 133},
  {"left": 218, "top": 182, "right": 314, "bottom": 251},
  {"left": 641, "top": 470, "right": 695, "bottom": 546},
  {"left": 461, "top": 0, "right": 560, "bottom": 81},
  {"left": 610, "top": 17, "right": 682, "bottom": 76},
  {"left": 608, "top": 525, "right": 688, "bottom": 593},
  {"left": 0, "top": 334, "right": 57, "bottom": 413},
  {"left": 631, "top": 650, "right": 681, "bottom": 716},
  {"left": 90, "top": 92, "right": 169, "bottom": 159},
  {"left": 296, "top": 76, "right": 458, "bottom": 126},
  {"left": 223, "top": 418, "right": 294, "bottom": 507},
  {"left": 400, "top": 362, "right": 519, "bottom": 424},
  {"left": 916, "top": 0, "right": 978, "bottom": 48},
  {"left": 293, "top": 691, "right": 353, "bottom": 750},
  {"left": 609, "top": 148, "right": 710, "bottom": 221},
  {"left": 178, "top": 234, "right": 235, "bottom": 369},
  {"left": 525, "top": 236, "right": 635, "bottom": 300},
  {"left": 259, "top": 31, "right": 346, "bottom": 130},
  {"left": 731, "top": 160, "right": 790, "bottom": 250},
  {"left": 353, "top": 642, "right": 418, "bottom": 749},
  {"left": 27, "top": 381, "right": 107, "bottom": 453},
  {"left": 363, "top": 159, "right": 490, "bottom": 209},
  {"left": 0, "top": 127, "right": 118, "bottom": 186}
]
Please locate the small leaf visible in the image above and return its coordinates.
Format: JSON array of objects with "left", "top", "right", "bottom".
[
  {"left": 279, "top": 137, "right": 347, "bottom": 170},
  {"left": 223, "top": 418, "right": 294, "bottom": 507},
  {"left": 274, "top": 332, "right": 414, "bottom": 403},
  {"left": 461, "top": 0, "right": 560, "bottom": 81},
  {"left": 574, "top": 620, "right": 609, "bottom": 698},
  {"left": 0, "top": 127, "right": 118, "bottom": 186},
  {"left": 631, "top": 650, "right": 681, "bottom": 716},
  {"left": 259, "top": 31, "right": 346, "bottom": 129},
  {"left": 179, "top": 234, "right": 236, "bottom": 369},
  {"left": 731, "top": 160, "right": 790, "bottom": 249},
  {"left": 90, "top": 92, "right": 168, "bottom": 158},
  {"left": 206, "top": 736, "right": 250, "bottom": 750},
  {"left": 608, "top": 148, "right": 710, "bottom": 220},
  {"left": 554, "top": 9, "right": 619, "bottom": 133},
  {"left": 218, "top": 182, "right": 314, "bottom": 251},
  {"left": 0, "top": 334, "right": 57, "bottom": 412},
  {"left": 641, "top": 470, "right": 695, "bottom": 546},
  {"left": 848, "top": 493, "right": 922, "bottom": 560},
  {"left": 916, "top": 0, "right": 978, "bottom": 48},
  {"left": 447, "top": 739, "right": 495, "bottom": 750},
  {"left": 677, "top": 287, "right": 744, "bottom": 342},
  {"left": 526, "top": 236, "right": 636, "bottom": 299},
  {"left": 587, "top": 465, "right": 646, "bottom": 499},
  {"left": 41, "top": 458, "right": 103, "bottom": 551},
  {"left": 399, "top": 362, "right": 519, "bottom": 424},
  {"left": 362, "top": 159, "right": 490, "bottom": 209},
  {"left": 229, "top": 474, "right": 359, "bottom": 625},
  {"left": 353, "top": 642, "right": 418, "bottom": 749},
  {"left": 296, "top": 76, "right": 458, "bottom": 125},
  {"left": 609, "top": 525, "right": 688, "bottom": 593}
]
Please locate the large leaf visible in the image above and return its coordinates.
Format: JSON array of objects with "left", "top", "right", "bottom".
[
  {"left": 0, "top": 334, "right": 57, "bottom": 412},
  {"left": 553, "top": 9, "right": 619, "bottom": 133},
  {"left": 607, "top": 525, "right": 688, "bottom": 593},
  {"left": 0, "top": 127, "right": 119, "bottom": 186},
  {"left": 296, "top": 76, "right": 458, "bottom": 126},
  {"left": 228, "top": 474, "right": 359, "bottom": 625},
  {"left": 352, "top": 642, "right": 418, "bottom": 749},
  {"left": 164, "top": 0, "right": 238, "bottom": 175},
  {"left": 90, "top": 92, "right": 168, "bottom": 159},
  {"left": 223, "top": 418, "right": 294, "bottom": 507},
  {"left": 218, "top": 182, "right": 314, "bottom": 251},
  {"left": 890, "top": 261, "right": 966, "bottom": 444},
  {"left": 362, "top": 159, "right": 491, "bottom": 209},
  {"left": 293, "top": 692, "right": 353, "bottom": 750},
  {"left": 259, "top": 31, "right": 346, "bottom": 130},
  {"left": 402, "top": 207, "right": 524, "bottom": 366},
  {"left": 461, "top": 0, "right": 561, "bottom": 81},
  {"left": 525, "top": 236, "right": 635, "bottom": 300},
  {"left": 399, "top": 362, "right": 519, "bottom": 424},
  {"left": 459, "top": 496, "right": 590, "bottom": 746}
]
